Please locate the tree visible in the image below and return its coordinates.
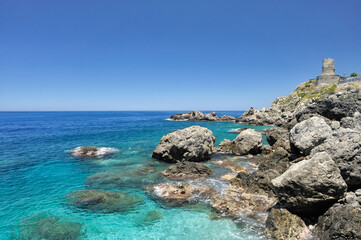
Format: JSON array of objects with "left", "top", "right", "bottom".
[{"left": 350, "top": 72, "right": 359, "bottom": 77}]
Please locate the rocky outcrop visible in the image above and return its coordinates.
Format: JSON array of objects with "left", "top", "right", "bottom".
[
  {"left": 289, "top": 117, "right": 332, "bottom": 155},
  {"left": 236, "top": 107, "right": 291, "bottom": 126},
  {"left": 161, "top": 161, "right": 212, "bottom": 178},
  {"left": 265, "top": 208, "right": 311, "bottom": 240},
  {"left": 310, "top": 128, "right": 361, "bottom": 189},
  {"left": 70, "top": 146, "right": 118, "bottom": 158},
  {"left": 145, "top": 182, "right": 213, "bottom": 206},
  {"left": 313, "top": 202, "right": 361, "bottom": 240},
  {"left": 152, "top": 126, "right": 215, "bottom": 162},
  {"left": 218, "top": 129, "right": 263, "bottom": 155},
  {"left": 295, "top": 90, "right": 361, "bottom": 121},
  {"left": 271, "top": 152, "right": 347, "bottom": 215},
  {"left": 169, "top": 111, "right": 236, "bottom": 122},
  {"left": 65, "top": 189, "right": 143, "bottom": 213}
]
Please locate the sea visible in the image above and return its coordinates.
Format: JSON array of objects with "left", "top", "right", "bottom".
[{"left": 0, "top": 111, "right": 274, "bottom": 240}]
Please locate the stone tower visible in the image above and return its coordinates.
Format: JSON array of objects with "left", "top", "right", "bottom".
[
  {"left": 321, "top": 58, "right": 335, "bottom": 76},
  {"left": 316, "top": 58, "right": 342, "bottom": 87}
]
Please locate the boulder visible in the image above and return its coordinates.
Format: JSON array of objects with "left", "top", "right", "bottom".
[
  {"left": 218, "top": 139, "right": 233, "bottom": 153},
  {"left": 271, "top": 152, "right": 347, "bottom": 215},
  {"left": 70, "top": 146, "right": 117, "bottom": 158},
  {"left": 218, "top": 115, "right": 236, "bottom": 122},
  {"left": 236, "top": 107, "right": 287, "bottom": 126},
  {"left": 310, "top": 128, "right": 361, "bottom": 189},
  {"left": 152, "top": 126, "right": 215, "bottom": 162},
  {"left": 265, "top": 128, "right": 291, "bottom": 153},
  {"left": 313, "top": 203, "right": 361, "bottom": 240},
  {"left": 65, "top": 189, "right": 143, "bottom": 213},
  {"left": 290, "top": 117, "right": 332, "bottom": 155},
  {"left": 265, "top": 208, "right": 311, "bottom": 240},
  {"left": 340, "top": 111, "right": 361, "bottom": 131},
  {"left": 161, "top": 161, "right": 212, "bottom": 178},
  {"left": 232, "top": 129, "right": 263, "bottom": 155}
]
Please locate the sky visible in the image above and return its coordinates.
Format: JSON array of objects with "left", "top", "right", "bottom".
[{"left": 1, "top": 0, "right": 361, "bottom": 111}]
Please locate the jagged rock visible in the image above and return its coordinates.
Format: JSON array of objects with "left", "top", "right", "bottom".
[
  {"left": 65, "top": 189, "right": 143, "bottom": 213},
  {"left": 265, "top": 128, "right": 291, "bottom": 153},
  {"left": 218, "top": 115, "right": 236, "bottom": 122},
  {"left": 271, "top": 152, "right": 347, "bottom": 215},
  {"left": 152, "top": 126, "right": 215, "bottom": 162},
  {"left": 310, "top": 128, "right": 361, "bottom": 189},
  {"left": 236, "top": 107, "right": 287, "bottom": 126},
  {"left": 219, "top": 129, "right": 263, "bottom": 155},
  {"left": 313, "top": 203, "right": 361, "bottom": 240},
  {"left": 16, "top": 213, "right": 84, "bottom": 240},
  {"left": 70, "top": 146, "right": 117, "bottom": 158},
  {"left": 340, "top": 111, "right": 361, "bottom": 131},
  {"left": 145, "top": 182, "right": 213, "bottom": 206},
  {"left": 161, "top": 161, "right": 212, "bottom": 178},
  {"left": 169, "top": 111, "right": 236, "bottom": 122},
  {"left": 265, "top": 208, "right": 311, "bottom": 240},
  {"left": 290, "top": 117, "right": 332, "bottom": 155},
  {"left": 296, "top": 94, "right": 361, "bottom": 121}
]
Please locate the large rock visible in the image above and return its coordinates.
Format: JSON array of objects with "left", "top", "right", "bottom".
[
  {"left": 236, "top": 107, "right": 287, "bottom": 126},
  {"left": 169, "top": 111, "right": 236, "bottom": 122},
  {"left": 219, "top": 129, "right": 263, "bottom": 155},
  {"left": 290, "top": 117, "right": 332, "bottom": 155},
  {"left": 310, "top": 128, "right": 361, "bottom": 189},
  {"left": 265, "top": 128, "right": 291, "bottom": 153},
  {"left": 271, "top": 152, "right": 347, "bottom": 215},
  {"left": 265, "top": 208, "right": 311, "bottom": 240},
  {"left": 313, "top": 203, "right": 361, "bottom": 240},
  {"left": 161, "top": 161, "right": 212, "bottom": 178},
  {"left": 340, "top": 111, "right": 361, "bottom": 131},
  {"left": 152, "top": 126, "right": 215, "bottom": 162}
]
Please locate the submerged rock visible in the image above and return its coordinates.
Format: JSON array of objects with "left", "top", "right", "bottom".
[
  {"left": 142, "top": 210, "right": 163, "bottom": 224},
  {"left": 289, "top": 117, "right": 332, "bottom": 155},
  {"left": 15, "top": 213, "right": 84, "bottom": 240},
  {"left": 145, "top": 182, "right": 213, "bottom": 206},
  {"left": 313, "top": 203, "right": 361, "bottom": 240},
  {"left": 310, "top": 128, "right": 361, "bottom": 189},
  {"left": 152, "top": 126, "right": 216, "bottom": 162},
  {"left": 218, "top": 129, "right": 263, "bottom": 155},
  {"left": 271, "top": 152, "right": 347, "bottom": 215},
  {"left": 70, "top": 146, "right": 117, "bottom": 158},
  {"left": 265, "top": 208, "right": 311, "bottom": 240},
  {"left": 65, "top": 189, "right": 142, "bottom": 213},
  {"left": 162, "top": 161, "right": 212, "bottom": 179}
]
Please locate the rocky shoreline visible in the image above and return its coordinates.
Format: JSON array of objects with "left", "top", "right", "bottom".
[{"left": 152, "top": 73, "right": 361, "bottom": 239}]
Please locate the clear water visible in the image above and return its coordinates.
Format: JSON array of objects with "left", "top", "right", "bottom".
[{"left": 0, "top": 111, "right": 274, "bottom": 240}]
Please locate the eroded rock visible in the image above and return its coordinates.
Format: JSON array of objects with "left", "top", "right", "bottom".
[{"left": 161, "top": 161, "right": 212, "bottom": 179}]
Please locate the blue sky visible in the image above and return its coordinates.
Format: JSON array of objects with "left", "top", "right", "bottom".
[{"left": 1, "top": 0, "right": 360, "bottom": 111}]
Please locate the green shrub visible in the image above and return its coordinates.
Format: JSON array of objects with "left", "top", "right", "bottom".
[
  {"left": 350, "top": 72, "right": 358, "bottom": 77},
  {"left": 298, "top": 93, "right": 307, "bottom": 98},
  {"left": 325, "top": 84, "right": 337, "bottom": 94}
]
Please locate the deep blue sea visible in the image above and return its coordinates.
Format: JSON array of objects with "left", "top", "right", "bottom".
[{"left": 0, "top": 111, "right": 273, "bottom": 240}]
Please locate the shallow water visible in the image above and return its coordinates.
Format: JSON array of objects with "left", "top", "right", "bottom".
[{"left": 0, "top": 111, "right": 273, "bottom": 239}]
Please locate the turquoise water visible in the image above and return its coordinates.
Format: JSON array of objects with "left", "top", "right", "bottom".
[{"left": 0, "top": 111, "right": 273, "bottom": 239}]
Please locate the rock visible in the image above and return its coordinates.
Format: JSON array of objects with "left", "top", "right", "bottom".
[
  {"left": 70, "top": 146, "right": 117, "bottom": 158},
  {"left": 218, "top": 139, "right": 233, "bottom": 153},
  {"left": 340, "top": 111, "right": 361, "bottom": 131},
  {"left": 330, "top": 120, "right": 340, "bottom": 130},
  {"left": 213, "top": 160, "right": 238, "bottom": 167},
  {"left": 265, "top": 128, "right": 284, "bottom": 146},
  {"left": 289, "top": 117, "right": 332, "bottom": 155},
  {"left": 169, "top": 111, "right": 236, "bottom": 122},
  {"left": 271, "top": 152, "right": 347, "bottom": 215},
  {"left": 16, "top": 213, "right": 84, "bottom": 240},
  {"left": 145, "top": 182, "right": 213, "bottom": 206},
  {"left": 265, "top": 208, "right": 311, "bottom": 240},
  {"left": 313, "top": 203, "right": 361, "bottom": 240},
  {"left": 161, "top": 161, "right": 212, "bottom": 178},
  {"left": 236, "top": 107, "right": 287, "bottom": 126},
  {"left": 221, "top": 174, "right": 237, "bottom": 182},
  {"left": 152, "top": 126, "right": 216, "bottom": 163},
  {"left": 310, "top": 128, "right": 361, "bottom": 189},
  {"left": 65, "top": 189, "right": 143, "bottom": 213},
  {"left": 218, "top": 115, "right": 236, "bottom": 122},
  {"left": 219, "top": 129, "right": 263, "bottom": 155},
  {"left": 142, "top": 210, "right": 163, "bottom": 224}
]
